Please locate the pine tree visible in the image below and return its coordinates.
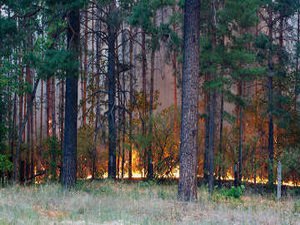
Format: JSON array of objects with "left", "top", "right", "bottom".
[{"left": 178, "top": 0, "right": 200, "bottom": 202}]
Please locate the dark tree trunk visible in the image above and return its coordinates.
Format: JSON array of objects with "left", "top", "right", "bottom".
[
  {"left": 296, "top": 5, "right": 300, "bottom": 110},
  {"left": 82, "top": 7, "right": 88, "bottom": 126},
  {"left": 267, "top": 7, "right": 274, "bottom": 188},
  {"left": 62, "top": 8, "right": 80, "bottom": 188},
  {"left": 141, "top": 30, "right": 147, "bottom": 176},
  {"left": 208, "top": 89, "right": 216, "bottom": 193},
  {"left": 218, "top": 91, "right": 224, "bottom": 186},
  {"left": 107, "top": 1, "right": 117, "bottom": 179},
  {"left": 208, "top": 0, "right": 217, "bottom": 194},
  {"left": 238, "top": 81, "right": 243, "bottom": 186},
  {"left": 93, "top": 4, "right": 102, "bottom": 180},
  {"left": 147, "top": 31, "right": 155, "bottom": 180},
  {"left": 121, "top": 30, "right": 126, "bottom": 179},
  {"left": 15, "top": 79, "right": 40, "bottom": 183},
  {"left": 50, "top": 77, "right": 57, "bottom": 180},
  {"left": 128, "top": 27, "right": 134, "bottom": 180},
  {"left": 178, "top": 0, "right": 200, "bottom": 202},
  {"left": 25, "top": 65, "right": 32, "bottom": 181},
  {"left": 203, "top": 89, "right": 209, "bottom": 183}
]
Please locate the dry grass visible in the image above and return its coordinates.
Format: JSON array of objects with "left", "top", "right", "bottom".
[{"left": 0, "top": 180, "right": 299, "bottom": 225}]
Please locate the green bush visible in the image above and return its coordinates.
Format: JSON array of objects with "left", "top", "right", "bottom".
[
  {"left": 0, "top": 154, "right": 13, "bottom": 173},
  {"left": 220, "top": 185, "right": 245, "bottom": 199}
]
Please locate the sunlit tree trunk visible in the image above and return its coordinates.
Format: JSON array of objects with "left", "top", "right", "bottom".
[{"left": 178, "top": 0, "right": 200, "bottom": 202}]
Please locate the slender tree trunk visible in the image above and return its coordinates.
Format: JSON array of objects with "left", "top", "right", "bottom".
[
  {"left": 296, "top": 5, "right": 300, "bottom": 111},
  {"left": 208, "top": 89, "right": 216, "bottom": 193},
  {"left": 82, "top": 7, "right": 88, "bottom": 126},
  {"left": 172, "top": 6, "right": 178, "bottom": 137},
  {"left": 121, "top": 29, "right": 126, "bottom": 179},
  {"left": 51, "top": 78, "right": 57, "bottom": 180},
  {"left": 107, "top": 1, "right": 117, "bottom": 179},
  {"left": 128, "top": 27, "right": 134, "bottom": 179},
  {"left": 218, "top": 91, "right": 224, "bottom": 186},
  {"left": 267, "top": 8, "right": 274, "bottom": 188},
  {"left": 15, "top": 79, "right": 40, "bottom": 183},
  {"left": 25, "top": 65, "right": 32, "bottom": 181},
  {"left": 92, "top": 5, "right": 102, "bottom": 179},
  {"left": 116, "top": 37, "right": 121, "bottom": 179},
  {"left": 238, "top": 81, "right": 243, "bottom": 186},
  {"left": 203, "top": 88, "right": 209, "bottom": 182},
  {"left": 141, "top": 29, "right": 147, "bottom": 177},
  {"left": 178, "top": 0, "right": 200, "bottom": 202},
  {"left": 39, "top": 80, "right": 43, "bottom": 172},
  {"left": 208, "top": 0, "right": 217, "bottom": 193},
  {"left": 62, "top": 8, "right": 80, "bottom": 188},
  {"left": 148, "top": 19, "right": 156, "bottom": 179},
  {"left": 14, "top": 63, "right": 24, "bottom": 182}
]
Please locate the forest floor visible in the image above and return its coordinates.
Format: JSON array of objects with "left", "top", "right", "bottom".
[{"left": 0, "top": 180, "right": 299, "bottom": 225}]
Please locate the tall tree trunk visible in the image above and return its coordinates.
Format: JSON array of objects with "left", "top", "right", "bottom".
[
  {"left": 50, "top": 78, "right": 57, "bottom": 180},
  {"left": 208, "top": 0, "right": 217, "bottom": 194},
  {"left": 93, "top": 5, "right": 102, "bottom": 179},
  {"left": 148, "top": 18, "right": 156, "bottom": 179},
  {"left": 178, "top": 0, "right": 200, "bottom": 202},
  {"left": 107, "top": 1, "right": 117, "bottom": 179},
  {"left": 128, "top": 27, "right": 134, "bottom": 179},
  {"left": 62, "top": 8, "right": 80, "bottom": 188},
  {"left": 296, "top": 4, "right": 300, "bottom": 111},
  {"left": 203, "top": 88, "right": 209, "bottom": 183},
  {"left": 15, "top": 79, "right": 40, "bottom": 183},
  {"left": 141, "top": 29, "right": 147, "bottom": 177},
  {"left": 172, "top": 5, "right": 178, "bottom": 137},
  {"left": 25, "top": 65, "right": 32, "bottom": 181},
  {"left": 121, "top": 29, "right": 126, "bottom": 179},
  {"left": 267, "top": 7, "right": 274, "bottom": 188},
  {"left": 82, "top": 7, "right": 88, "bottom": 126},
  {"left": 39, "top": 80, "right": 43, "bottom": 172},
  {"left": 116, "top": 36, "right": 121, "bottom": 179},
  {"left": 237, "top": 81, "right": 243, "bottom": 186},
  {"left": 218, "top": 91, "right": 224, "bottom": 186}
]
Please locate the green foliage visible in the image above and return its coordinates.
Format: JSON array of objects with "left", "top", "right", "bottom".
[
  {"left": 220, "top": 185, "right": 245, "bottom": 199},
  {"left": 280, "top": 147, "right": 300, "bottom": 183},
  {"left": 0, "top": 154, "right": 13, "bottom": 173}
]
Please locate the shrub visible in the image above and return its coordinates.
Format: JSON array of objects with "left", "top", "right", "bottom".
[{"left": 220, "top": 185, "right": 245, "bottom": 199}]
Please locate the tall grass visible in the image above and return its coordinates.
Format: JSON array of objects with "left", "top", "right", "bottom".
[{"left": 0, "top": 181, "right": 299, "bottom": 224}]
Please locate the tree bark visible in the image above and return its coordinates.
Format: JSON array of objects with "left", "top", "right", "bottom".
[
  {"left": 178, "top": 0, "right": 200, "bottom": 202},
  {"left": 128, "top": 27, "right": 134, "bottom": 179},
  {"left": 267, "top": 7, "right": 274, "bottom": 188},
  {"left": 62, "top": 8, "right": 80, "bottom": 188},
  {"left": 107, "top": 1, "right": 117, "bottom": 179}
]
